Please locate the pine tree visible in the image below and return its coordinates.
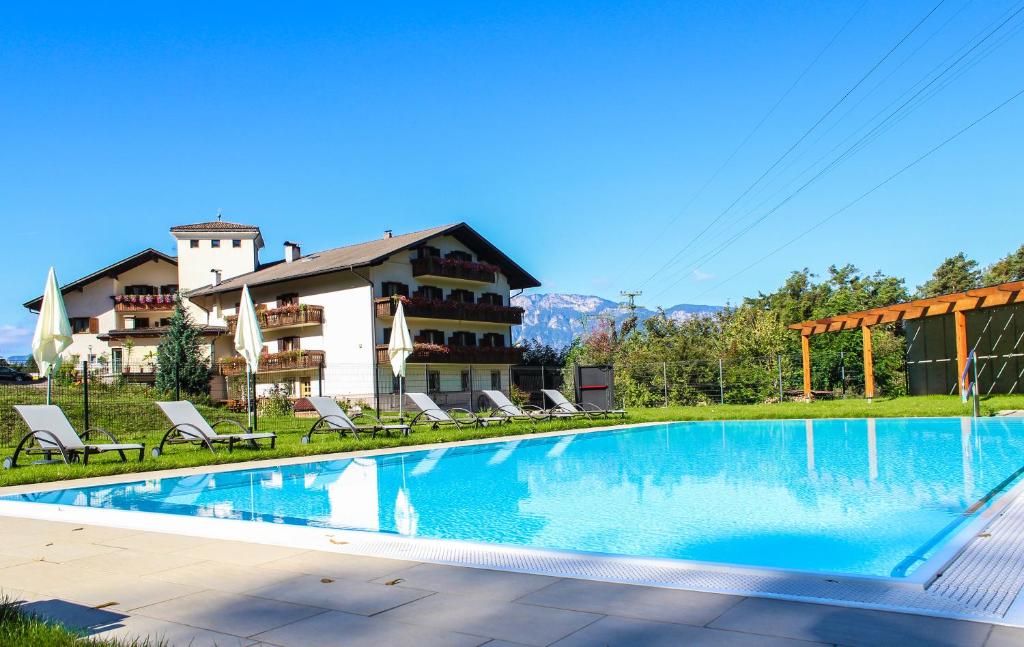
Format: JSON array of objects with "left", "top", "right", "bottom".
[
  {"left": 155, "top": 296, "right": 211, "bottom": 395},
  {"left": 917, "top": 253, "right": 981, "bottom": 298},
  {"left": 983, "top": 244, "right": 1024, "bottom": 285}
]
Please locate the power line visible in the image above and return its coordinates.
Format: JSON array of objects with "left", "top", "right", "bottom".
[
  {"left": 626, "top": 0, "right": 868, "bottom": 272},
  {"left": 636, "top": 0, "right": 947, "bottom": 290},
  {"left": 649, "top": 1, "right": 1024, "bottom": 297},
  {"left": 693, "top": 84, "right": 1024, "bottom": 300}
]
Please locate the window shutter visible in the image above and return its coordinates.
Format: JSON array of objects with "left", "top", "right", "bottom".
[{"left": 88, "top": 318, "right": 100, "bottom": 334}]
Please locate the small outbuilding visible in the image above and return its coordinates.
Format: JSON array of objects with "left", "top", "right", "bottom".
[{"left": 789, "top": 280, "right": 1024, "bottom": 398}]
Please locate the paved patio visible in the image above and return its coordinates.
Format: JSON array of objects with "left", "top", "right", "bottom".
[{"left": 1, "top": 517, "right": 1022, "bottom": 646}]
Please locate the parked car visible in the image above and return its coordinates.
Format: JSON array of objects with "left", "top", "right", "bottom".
[{"left": 0, "top": 366, "right": 33, "bottom": 382}]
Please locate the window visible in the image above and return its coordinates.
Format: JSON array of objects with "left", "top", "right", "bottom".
[
  {"left": 190, "top": 240, "right": 199, "bottom": 249},
  {"left": 279, "top": 336, "right": 300, "bottom": 351},
  {"left": 134, "top": 317, "right": 150, "bottom": 329},
  {"left": 460, "top": 370, "right": 470, "bottom": 391},
  {"left": 111, "top": 348, "right": 123, "bottom": 373},
  {"left": 70, "top": 317, "right": 91, "bottom": 334},
  {"left": 446, "top": 250, "right": 472, "bottom": 262},
  {"left": 418, "top": 246, "right": 441, "bottom": 259},
  {"left": 382, "top": 327, "right": 391, "bottom": 344},
  {"left": 382, "top": 282, "right": 409, "bottom": 298},
  {"left": 481, "top": 333, "right": 505, "bottom": 348},
  {"left": 414, "top": 286, "right": 443, "bottom": 301},
  {"left": 419, "top": 329, "right": 444, "bottom": 345},
  {"left": 448, "top": 289, "right": 474, "bottom": 304},
  {"left": 211, "top": 239, "right": 221, "bottom": 248},
  {"left": 160, "top": 284, "right": 178, "bottom": 295},
  {"left": 232, "top": 239, "right": 242, "bottom": 248},
  {"left": 391, "top": 374, "right": 401, "bottom": 393},
  {"left": 428, "top": 370, "right": 441, "bottom": 392},
  {"left": 479, "top": 293, "right": 503, "bottom": 306},
  {"left": 449, "top": 331, "right": 476, "bottom": 347},
  {"left": 125, "top": 285, "right": 155, "bottom": 296},
  {"left": 277, "top": 293, "right": 298, "bottom": 306},
  {"left": 158, "top": 318, "right": 173, "bottom": 327},
  {"left": 300, "top": 378, "right": 312, "bottom": 398},
  {"left": 490, "top": 370, "right": 502, "bottom": 390}
]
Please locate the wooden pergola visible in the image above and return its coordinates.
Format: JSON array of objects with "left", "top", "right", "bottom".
[{"left": 789, "top": 279, "right": 1024, "bottom": 399}]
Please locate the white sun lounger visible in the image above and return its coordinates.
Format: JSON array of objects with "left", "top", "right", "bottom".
[
  {"left": 541, "top": 389, "right": 626, "bottom": 418},
  {"left": 154, "top": 401, "right": 276, "bottom": 457},
  {"left": 406, "top": 392, "right": 505, "bottom": 428},
  {"left": 4, "top": 405, "right": 145, "bottom": 469},
  {"left": 302, "top": 396, "right": 411, "bottom": 441},
  {"left": 481, "top": 389, "right": 555, "bottom": 422}
]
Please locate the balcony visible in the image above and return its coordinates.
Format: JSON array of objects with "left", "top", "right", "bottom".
[
  {"left": 225, "top": 304, "right": 325, "bottom": 333},
  {"left": 374, "top": 297, "right": 522, "bottom": 325},
  {"left": 375, "top": 343, "right": 523, "bottom": 365},
  {"left": 411, "top": 256, "right": 497, "bottom": 284},
  {"left": 113, "top": 294, "right": 177, "bottom": 312},
  {"left": 219, "top": 349, "right": 325, "bottom": 375}
]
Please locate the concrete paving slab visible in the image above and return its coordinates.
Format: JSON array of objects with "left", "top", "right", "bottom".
[
  {"left": 248, "top": 573, "right": 433, "bottom": 616},
  {"left": 252, "top": 609, "right": 488, "bottom": 647},
  {"left": 263, "top": 550, "right": 419, "bottom": 581},
  {"left": 0, "top": 559, "right": 106, "bottom": 590},
  {"left": 516, "top": 577, "right": 743, "bottom": 626},
  {"left": 173, "top": 539, "right": 309, "bottom": 566},
  {"left": 709, "top": 598, "right": 993, "bottom": 647},
  {"left": 0, "top": 554, "right": 33, "bottom": 569},
  {"left": 148, "top": 561, "right": 299, "bottom": 594},
  {"left": 376, "top": 592, "right": 603, "bottom": 646},
  {"left": 132, "top": 589, "right": 326, "bottom": 637},
  {"left": 374, "top": 563, "right": 559, "bottom": 601},
  {"left": 550, "top": 615, "right": 828, "bottom": 647},
  {"left": 86, "top": 613, "right": 252, "bottom": 647},
  {"left": 1, "top": 540, "right": 123, "bottom": 563},
  {"left": 100, "top": 531, "right": 221, "bottom": 553},
  {"left": 18, "top": 598, "right": 129, "bottom": 632},
  {"left": 41, "top": 573, "right": 203, "bottom": 612},
  {"left": 65, "top": 547, "right": 200, "bottom": 576}
]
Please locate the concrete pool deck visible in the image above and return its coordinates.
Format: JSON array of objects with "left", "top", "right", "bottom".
[{"left": 1, "top": 515, "right": 1023, "bottom": 647}]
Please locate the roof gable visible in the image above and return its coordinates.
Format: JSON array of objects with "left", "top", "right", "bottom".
[{"left": 23, "top": 248, "right": 177, "bottom": 311}]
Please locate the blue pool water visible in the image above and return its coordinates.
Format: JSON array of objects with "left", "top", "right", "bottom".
[{"left": 5, "top": 417, "right": 1024, "bottom": 578}]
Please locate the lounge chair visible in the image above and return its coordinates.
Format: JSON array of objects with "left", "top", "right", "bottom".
[
  {"left": 301, "top": 396, "right": 411, "bottom": 442},
  {"left": 154, "top": 401, "right": 276, "bottom": 457},
  {"left": 541, "top": 389, "right": 626, "bottom": 418},
  {"left": 481, "top": 390, "right": 553, "bottom": 422},
  {"left": 4, "top": 405, "right": 144, "bottom": 469},
  {"left": 406, "top": 392, "right": 505, "bottom": 428}
]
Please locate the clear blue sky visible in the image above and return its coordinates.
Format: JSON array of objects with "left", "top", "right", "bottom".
[{"left": 2, "top": 1, "right": 1022, "bottom": 355}]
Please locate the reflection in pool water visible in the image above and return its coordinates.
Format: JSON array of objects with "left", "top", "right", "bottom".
[{"left": 7, "top": 417, "right": 1024, "bottom": 578}]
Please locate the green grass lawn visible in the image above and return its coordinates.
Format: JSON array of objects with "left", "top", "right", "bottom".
[
  {"left": 0, "top": 598, "right": 161, "bottom": 646},
  {"left": 1, "top": 394, "right": 1022, "bottom": 488}
]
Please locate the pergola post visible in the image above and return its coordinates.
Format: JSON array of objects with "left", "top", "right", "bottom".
[
  {"left": 801, "top": 332, "right": 811, "bottom": 399},
  {"left": 955, "top": 309, "right": 969, "bottom": 395},
  {"left": 862, "top": 324, "right": 875, "bottom": 399}
]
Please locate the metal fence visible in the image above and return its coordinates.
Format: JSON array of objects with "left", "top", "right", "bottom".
[{"left": 0, "top": 349, "right": 893, "bottom": 448}]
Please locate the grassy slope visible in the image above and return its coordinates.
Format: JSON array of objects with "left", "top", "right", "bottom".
[{"left": 1, "top": 394, "right": 1022, "bottom": 488}]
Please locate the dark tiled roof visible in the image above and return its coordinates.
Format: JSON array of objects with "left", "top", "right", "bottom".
[
  {"left": 23, "top": 249, "right": 177, "bottom": 311},
  {"left": 170, "top": 221, "right": 261, "bottom": 232},
  {"left": 188, "top": 222, "right": 541, "bottom": 296}
]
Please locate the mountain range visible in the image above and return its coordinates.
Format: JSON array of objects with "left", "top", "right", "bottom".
[{"left": 511, "top": 293, "right": 722, "bottom": 348}]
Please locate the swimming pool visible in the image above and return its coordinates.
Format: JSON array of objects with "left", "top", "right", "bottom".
[{"left": 4, "top": 417, "right": 1024, "bottom": 580}]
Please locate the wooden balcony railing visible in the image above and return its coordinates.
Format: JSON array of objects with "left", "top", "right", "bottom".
[
  {"left": 225, "top": 304, "right": 324, "bottom": 333},
  {"left": 112, "top": 295, "right": 177, "bottom": 312},
  {"left": 411, "top": 256, "right": 497, "bottom": 283},
  {"left": 219, "top": 349, "right": 325, "bottom": 375},
  {"left": 374, "top": 297, "right": 522, "bottom": 325},
  {"left": 375, "top": 344, "right": 523, "bottom": 365}
]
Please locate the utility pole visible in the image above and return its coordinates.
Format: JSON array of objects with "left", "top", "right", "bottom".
[{"left": 620, "top": 290, "right": 642, "bottom": 314}]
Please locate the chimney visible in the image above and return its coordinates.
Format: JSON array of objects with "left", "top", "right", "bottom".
[
  {"left": 210, "top": 269, "right": 222, "bottom": 286},
  {"left": 284, "top": 241, "right": 301, "bottom": 263},
  {"left": 383, "top": 230, "right": 393, "bottom": 239}
]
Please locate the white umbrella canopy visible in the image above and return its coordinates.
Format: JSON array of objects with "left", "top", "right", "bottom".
[
  {"left": 234, "top": 285, "right": 264, "bottom": 430},
  {"left": 388, "top": 301, "right": 414, "bottom": 420},
  {"left": 32, "top": 267, "right": 72, "bottom": 402}
]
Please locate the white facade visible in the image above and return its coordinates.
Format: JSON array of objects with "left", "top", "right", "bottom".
[{"left": 28, "top": 221, "right": 534, "bottom": 411}]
